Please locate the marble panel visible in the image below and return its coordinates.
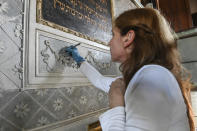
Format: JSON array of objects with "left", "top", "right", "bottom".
[
  {"left": 0, "top": 89, "right": 18, "bottom": 111},
  {"left": 1, "top": 21, "right": 23, "bottom": 48},
  {"left": 0, "top": 52, "right": 22, "bottom": 88},
  {"left": 42, "top": 89, "right": 76, "bottom": 121},
  {"left": 0, "top": 115, "right": 20, "bottom": 131},
  {"left": 0, "top": 28, "right": 19, "bottom": 66},
  {"left": 24, "top": 108, "right": 57, "bottom": 129},
  {"left": 0, "top": 71, "right": 19, "bottom": 91},
  {"left": 26, "top": 88, "right": 56, "bottom": 106}
]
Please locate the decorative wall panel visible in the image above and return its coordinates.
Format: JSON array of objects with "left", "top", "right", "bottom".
[{"left": 24, "top": 0, "right": 119, "bottom": 89}]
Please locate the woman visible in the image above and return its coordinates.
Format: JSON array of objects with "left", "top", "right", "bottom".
[{"left": 66, "top": 8, "right": 195, "bottom": 131}]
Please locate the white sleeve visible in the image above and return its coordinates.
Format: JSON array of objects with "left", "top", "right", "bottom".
[
  {"left": 99, "top": 106, "right": 125, "bottom": 131},
  {"left": 79, "top": 61, "right": 118, "bottom": 93},
  {"left": 99, "top": 67, "right": 175, "bottom": 131}
]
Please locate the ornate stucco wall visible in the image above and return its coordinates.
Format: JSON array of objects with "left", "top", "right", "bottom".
[
  {"left": 0, "top": 0, "right": 196, "bottom": 130},
  {"left": 0, "top": 0, "right": 136, "bottom": 130}
]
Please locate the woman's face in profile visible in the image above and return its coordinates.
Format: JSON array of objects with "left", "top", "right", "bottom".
[{"left": 108, "top": 27, "right": 127, "bottom": 63}]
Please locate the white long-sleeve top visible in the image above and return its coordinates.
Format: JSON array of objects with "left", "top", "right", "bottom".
[{"left": 80, "top": 61, "right": 190, "bottom": 131}]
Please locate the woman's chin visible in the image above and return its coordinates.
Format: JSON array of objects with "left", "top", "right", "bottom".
[{"left": 111, "top": 58, "right": 121, "bottom": 63}]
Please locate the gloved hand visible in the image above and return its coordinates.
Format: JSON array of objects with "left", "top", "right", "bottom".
[{"left": 65, "top": 45, "right": 85, "bottom": 65}]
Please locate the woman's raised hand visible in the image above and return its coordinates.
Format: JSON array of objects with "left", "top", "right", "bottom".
[{"left": 109, "top": 78, "right": 126, "bottom": 108}]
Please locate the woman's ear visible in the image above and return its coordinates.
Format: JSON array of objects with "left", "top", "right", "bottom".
[{"left": 122, "top": 30, "right": 135, "bottom": 48}]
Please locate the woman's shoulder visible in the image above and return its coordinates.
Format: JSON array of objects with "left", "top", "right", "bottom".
[
  {"left": 127, "top": 64, "right": 177, "bottom": 91},
  {"left": 125, "top": 64, "right": 180, "bottom": 99},
  {"left": 140, "top": 64, "right": 170, "bottom": 73},
  {"left": 136, "top": 64, "right": 173, "bottom": 80}
]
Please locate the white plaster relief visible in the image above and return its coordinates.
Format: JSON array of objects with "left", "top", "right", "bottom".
[
  {"left": 0, "top": 40, "right": 7, "bottom": 55},
  {"left": 14, "top": 23, "right": 23, "bottom": 39},
  {"left": 40, "top": 40, "right": 79, "bottom": 72},
  {"left": 85, "top": 51, "right": 111, "bottom": 70},
  {"left": 40, "top": 40, "right": 112, "bottom": 72},
  {"left": 12, "top": 62, "right": 23, "bottom": 80},
  {"left": 40, "top": 40, "right": 55, "bottom": 72}
]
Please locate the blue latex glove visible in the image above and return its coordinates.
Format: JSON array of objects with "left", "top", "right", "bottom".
[{"left": 65, "top": 46, "right": 85, "bottom": 65}]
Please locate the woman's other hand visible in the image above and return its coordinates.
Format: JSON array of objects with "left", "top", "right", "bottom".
[{"left": 109, "top": 78, "right": 126, "bottom": 108}]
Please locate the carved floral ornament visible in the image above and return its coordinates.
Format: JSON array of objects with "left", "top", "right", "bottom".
[
  {"left": 14, "top": 23, "right": 23, "bottom": 39},
  {"left": 53, "top": 98, "right": 64, "bottom": 111},
  {"left": 41, "top": 40, "right": 112, "bottom": 71},
  {"left": 12, "top": 62, "right": 23, "bottom": 80},
  {"left": 37, "top": 116, "right": 49, "bottom": 126},
  {"left": 14, "top": 102, "right": 30, "bottom": 118},
  {"left": 85, "top": 51, "right": 112, "bottom": 70}
]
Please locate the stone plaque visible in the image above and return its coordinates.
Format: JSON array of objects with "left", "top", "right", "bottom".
[{"left": 37, "top": 0, "right": 113, "bottom": 45}]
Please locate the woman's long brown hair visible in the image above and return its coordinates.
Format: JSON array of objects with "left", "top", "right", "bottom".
[{"left": 114, "top": 8, "right": 195, "bottom": 131}]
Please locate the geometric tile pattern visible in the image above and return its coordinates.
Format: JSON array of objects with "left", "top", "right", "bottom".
[{"left": 0, "top": 86, "right": 108, "bottom": 130}]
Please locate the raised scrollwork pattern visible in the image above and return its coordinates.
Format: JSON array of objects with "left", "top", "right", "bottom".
[
  {"left": 85, "top": 51, "right": 111, "bottom": 70},
  {"left": 40, "top": 40, "right": 78, "bottom": 72}
]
